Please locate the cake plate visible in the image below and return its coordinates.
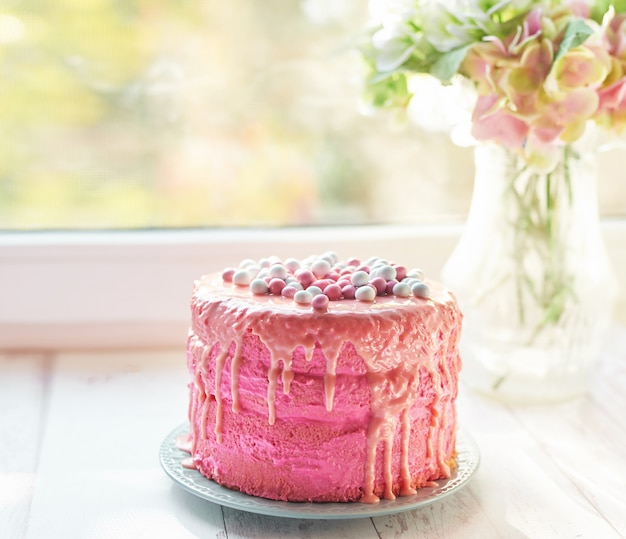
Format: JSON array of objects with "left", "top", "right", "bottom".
[{"left": 160, "top": 423, "right": 480, "bottom": 520}]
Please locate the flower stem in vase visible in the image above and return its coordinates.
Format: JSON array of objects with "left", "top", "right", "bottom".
[{"left": 507, "top": 147, "right": 578, "bottom": 346}]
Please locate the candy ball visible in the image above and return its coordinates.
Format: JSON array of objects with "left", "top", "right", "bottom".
[
  {"left": 411, "top": 282, "right": 430, "bottom": 299},
  {"left": 250, "top": 278, "right": 269, "bottom": 295},
  {"left": 284, "top": 258, "right": 301, "bottom": 273},
  {"left": 311, "top": 294, "right": 329, "bottom": 311},
  {"left": 307, "top": 285, "right": 323, "bottom": 297},
  {"left": 295, "top": 269, "right": 315, "bottom": 288},
  {"left": 392, "top": 282, "right": 411, "bottom": 297},
  {"left": 311, "top": 259, "right": 332, "bottom": 278},
  {"left": 324, "top": 283, "right": 342, "bottom": 301},
  {"left": 407, "top": 268, "right": 425, "bottom": 281},
  {"left": 377, "top": 265, "right": 397, "bottom": 281},
  {"left": 385, "top": 279, "right": 398, "bottom": 295},
  {"left": 268, "top": 278, "right": 286, "bottom": 295},
  {"left": 355, "top": 285, "right": 376, "bottom": 302},
  {"left": 294, "top": 290, "right": 313, "bottom": 305},
  {"left": 281, "top": 285, "right": 298, "bottom": 298},
  {"left": 246, "top": 265, "right": 261, "bottom": 278},
  {"left": 233, "top": 269, "right": 252, "bottom": 286},
  {"left": 312, "top": 279, "right": 331, "bottom": 291},
  {"left": 351, "top": 270, "right": 370, "bottom": 287},
  {"left": 370, "top": 276, "right": 387, "bottom": 295},
  {"left": 341, "top": 284, "right": 356, "bottom": 299},
  {"left": 269, "top": 264, "right": 288, "bottom": 280},
  {"left": 238, "top": 258, "right": 257, "bottom": 268},
  {"left": 393, "top": 265, "right": 407, "bottom": 281}
]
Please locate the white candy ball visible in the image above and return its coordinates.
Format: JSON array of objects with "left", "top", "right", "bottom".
[
  {"left": 407, "top": 268, "right": 425, "bottom": 281},
  {"left": 294, "top": 290, "right": 313, "bottom": 305},
  {"left": 307, "top": 285, "right": 323, "bottom": 297},
  {"left": 351, "top": 270, "right": 370, "bottom": 287},
  {"left": 284, "top": 258, "right": 301, "bottom": 273},
  {"left": 392, "top": 282, "right": 411, "bottom": 297},
  {"left": 269, "top": 264, "right": 289, "bottom": 280},
  {"left": 411, "top": 281, "right": 430, "bottom": 299},
  {"left": 355, "top": 285, "right": 376, "bottom": 302},
  {"left": 250, "top": 279, "right": 269, "bottom": 295},
  {"left": 377, "top": 265, "right": 396, "bottom": 281},
  {"left": 311, "top": 259, "right": 331, "bottom": 278},
  {"left": 233, "top": 270, "right": 252, "bottom": 286}
]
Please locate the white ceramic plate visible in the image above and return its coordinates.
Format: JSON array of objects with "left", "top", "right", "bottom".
[{"left": 160, "top": 423, "right": 480, "bottom": 520}]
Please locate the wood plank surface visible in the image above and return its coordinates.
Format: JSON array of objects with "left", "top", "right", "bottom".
[
  {"left": 2, "top": 326, "right": 625, "bottom": 538},
  {"left": 0, "top": 353, "right": 51, "bottom": 539}
]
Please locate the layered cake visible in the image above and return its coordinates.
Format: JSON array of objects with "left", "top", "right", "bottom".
[{"left": 182, "top": 253, "right": 463, "bottom": 503}]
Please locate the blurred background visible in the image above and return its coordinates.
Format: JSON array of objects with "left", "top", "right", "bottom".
[{"left": 1, "top": 0, "right": 624, "bottom": 230}]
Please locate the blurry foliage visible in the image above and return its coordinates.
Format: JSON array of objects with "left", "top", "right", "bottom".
[{"left": 0, "top": 0, "right": 380, "bottom": 229}]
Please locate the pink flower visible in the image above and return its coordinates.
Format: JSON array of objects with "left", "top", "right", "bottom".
[
  {"left": 471, "top": 95, "right": 529, "bottom": 149},
  {"left": 598, "top": 78, "right": 626, "bottom": 109},
  {"left": 594, "top": 14, "right": 626, "bottom": 131},
  {"left": 595, "top": 78, "right": 626, "bottom": 132},
  {"left": 564, "top": 0, "right": 591, "bottom": 19},
  {"left": 533, "top": 88, "right": 599, "bottom": 142},
  {"left": 606, "top": 14, "right": 626, "bottom": 59}
]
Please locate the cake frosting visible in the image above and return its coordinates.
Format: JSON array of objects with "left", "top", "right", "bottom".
[{"left": 182, "top": 253, "right": 463, "bottom": 503}]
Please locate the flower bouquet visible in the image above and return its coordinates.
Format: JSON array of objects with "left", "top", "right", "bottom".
[
  {"left": 359, "top": 0, "right": 622, "bottom": 402},
  {"left": 361, "top": 0, "right": 626, "bottom": 158}
]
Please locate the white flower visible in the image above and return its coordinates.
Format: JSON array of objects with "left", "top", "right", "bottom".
[
  {"left": 371, "top": 27, "right": 417, "bottom": 71},
  {"left": 421, "top": 0, "right": 486, "bottom": 52},
  {"left": 368, "top": 0, "right": 419, "bottom": 72},
  {"left": 368, "top": 0, "right": 416, "bottom": 26}
]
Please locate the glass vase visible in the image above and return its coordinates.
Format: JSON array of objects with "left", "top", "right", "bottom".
[{"left": 442, "top": 142, "right": 619, "bottom": 404}]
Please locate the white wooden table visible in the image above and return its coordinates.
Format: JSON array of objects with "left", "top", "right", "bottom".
[{"left": 2, "top": 327, "right": 625, "bottom": 539}]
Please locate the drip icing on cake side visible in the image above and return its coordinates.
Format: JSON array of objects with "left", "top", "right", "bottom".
[{"left": 185, "top": 254, "right": 462, "bottom": 503}]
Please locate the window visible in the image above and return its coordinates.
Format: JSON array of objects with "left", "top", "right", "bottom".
[
  {"left": 2, "top": 1, "right": 625, "bottom": 230},
  {"left": 1, "top": 1, "right": 624, "bottom": 350},
  {"left": 0, "top": 1, "right": 460, "bottom": 228}
]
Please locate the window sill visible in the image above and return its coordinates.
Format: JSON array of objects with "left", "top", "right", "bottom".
[{"left": 1, "top": 223, "right": 625, "bottom": 350}]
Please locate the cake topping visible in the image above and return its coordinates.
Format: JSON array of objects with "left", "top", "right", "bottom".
[
  {"left": 294, "top": 289, "right": 313, "bottom": 305},
  {"left": 224, "top": 253, "right": 431, "bottom": 307},
  {"left": 250, "top": 278, "right": 269, "bottom": 295},
  {"left": 311, "top": 293, "right": 330, "bottom": 312},
  {"left": 189, "top": 253, "right": 462, "bottom": 504},
  {"left": 232, "top": 269, "right": 252, "bottom": 286}
]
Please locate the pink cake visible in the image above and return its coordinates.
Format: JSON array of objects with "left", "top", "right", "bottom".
[{"left": 182, "top": 253, "right": 462, "bottom": 503}]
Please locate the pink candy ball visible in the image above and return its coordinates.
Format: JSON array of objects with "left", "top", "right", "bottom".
[
  {"left": 341, "top": 284, "right": 356, "bottom": 299},
  {"left": 281, "top": 286, "right": 298, "bottom": 298},
  {"left": 370, "top": 276, "right": 387, "bottom": 295},
  {"left": 295, "top": 269, "right": 315, "bottom": 288},
  {"left": 222, "top": 268, "right": 235, "bottom": 282},
  {"left": 311, "top": 259, "right": 331, "bottom": 278},
  {"left": 269, "top": 278, "right": 286, "bottom": 295},
  {"left": 311, "top": 294, "right": 329, "bottom": 311},
  {"left": 386, "top": 279, "right": 398, "bottom": 295},
  {"left": 312, "top": 279, "right": 332, "bottom": 291},
  {"left": 393, "top": 265, "right": 407, "bottom": 281},
  {"left": 324, "top": 283, "right": 342, "bottom": 301}
]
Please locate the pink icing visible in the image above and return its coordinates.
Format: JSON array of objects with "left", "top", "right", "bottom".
[{"left": 185, "top": 269, "right": 462, "bottom": 503}]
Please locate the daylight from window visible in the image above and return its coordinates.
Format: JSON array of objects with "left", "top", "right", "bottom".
[
  {"left": 0, "top": 0, "right": 479, "bottom": 229},
  {"left": 1, "top": 1, "right": 623, "bottom": 230}
]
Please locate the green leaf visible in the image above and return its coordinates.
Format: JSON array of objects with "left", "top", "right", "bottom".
[
  {"left": 553, "top": 19, "right": 593, "bottom": 64},
  {"left": 430, "top": 45, "right": 471, "bottom": 82}
]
